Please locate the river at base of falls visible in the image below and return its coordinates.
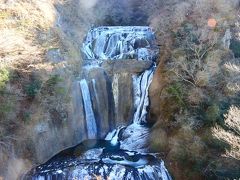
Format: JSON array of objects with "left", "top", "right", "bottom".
[
  {"left": 25, "top": 139, "right": 171, "bottom": 180},
  {"left": 24, "top": 26, "right": 172, "bottom": 180}
]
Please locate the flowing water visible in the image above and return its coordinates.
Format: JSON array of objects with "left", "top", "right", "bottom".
[
  {"left": 79, "top": 79, "right": 98, "bottom": 139},
  {"left": 25, "top": 27, "right": 172, "bottom": 180}
]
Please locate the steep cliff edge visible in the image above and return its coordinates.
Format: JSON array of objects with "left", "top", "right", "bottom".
[{"left": 148, "top": 28, "right": 240, "bottom": 180}]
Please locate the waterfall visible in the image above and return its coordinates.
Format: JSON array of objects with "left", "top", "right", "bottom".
[
  {"left": 79, "top": 79, "right": 97, "bottom": 139},
  {"left": 82, "top": 26, "right": 157, "bottom": 61},
  {"left": 106, "top": 68, "right": 155, "bottom": 152},
  {"left": 25, "top": 26, "right": 172, "bottom": 180},
  {"left": 133, "top": 67, "right": 154, "bottom": 124}
]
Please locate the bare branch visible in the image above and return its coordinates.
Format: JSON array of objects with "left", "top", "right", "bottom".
[{"left": 171, "top": 69, "right": 197, "bottom": 87}]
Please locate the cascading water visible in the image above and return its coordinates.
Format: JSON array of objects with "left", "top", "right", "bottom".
[
  {"left": 79, "top": 79, "right": 97, "bottom": 139},
  {"left": 24, "top": 27, "right": 172, "bottom": 180},
  {"left": 82, "top": 26, "right": 157, "bottom": 61},
  {"left": 133, "top": 68, "right": 154, "bottom": 124}
]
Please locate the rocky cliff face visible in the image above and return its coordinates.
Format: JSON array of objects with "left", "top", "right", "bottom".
[
  {"left": 29, "top": 26, "right": 158, "bottom": 164},
  {"left": 72, "top": 59, "right": 152, "bottom": 140},
  {"left": 29, "top": 61, "right": 151, "bottom": 165},
  {"left": 25, "top": 26, "right": 173, "bottom": 180}
]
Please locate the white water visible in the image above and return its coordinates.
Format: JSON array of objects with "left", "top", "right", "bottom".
[
  {"left": 84, "top": 26, "right": 171, "bottom": 179},
  {"left": 133, "top": 67, "right": 155, "bottom": 124},
  {"left": 82, "top": 26, "right": 157, "bottom": 61},
  {"left": 79, "top": 79, "right": 97, "bottom": 139},
  {"left": 105, "top": 126, "right": 123, "bottom": 146},
  {"left": 105, "top": 67, "right": 155, "bottom": 152}
]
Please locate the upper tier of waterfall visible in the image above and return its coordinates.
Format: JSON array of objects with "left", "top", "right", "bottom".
[{"left": 82, "top": 26, "right": 159, "bottom": 61}]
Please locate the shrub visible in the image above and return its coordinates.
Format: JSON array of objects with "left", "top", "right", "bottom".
[
  {"left": 205, "top": 103, "right": 220, "bottom": 125},
  {"left": 22, "top": 111, "right": 31, "bottom": 123},
  {"left": 230, "top": 39, "right": 240, "bottom": 58},
  {"left": 166, "top": 83, "right": 186, "bottom": 108},
  {"left": 43, "top": 75, "right": 64, "bottom": 95},
  {"left": 0, "top": 68, "right": 10, "bottom": 92},
  {"left": 46, "top": 75, "right": 62, "bottom": 87},
  {"left": 24, "top": 78, "right": 42, "bottom": 98},
  {"left": 150, "top": 128, "right": 168, "bottom": 152},
  {"left": 224, "top": 106, "right": 240, "bottom": 135},
  {"left": 187, "top": 87, "right": 205, "bottom": 105},
  {"left": 204, "top": 131, "right": 231, "bottom": 152},
  {"left": 0, "top": 102, "right": 12, "bottom": 117}
]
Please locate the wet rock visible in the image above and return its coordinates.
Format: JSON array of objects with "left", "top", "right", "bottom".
[
  {"left": 46, "top": 48, "right": 64, "bottom": 63},
  {"left": 112, "top": 73, "right": 134, "bottom": 126},
  {"left": 87, "top": 67, "right": 115, "bottom": 137},
  {"left": 101, "top": 59, "right": 153, "bottom": 75},
  {"left": 32, "top": 81, "right": 88, "bottom": 163},
  {"left": 83, "top": 66, "right": 136, "bottom": 129},
  {"left": 120, "top": 124, "right": 149, "bottom": 152},
  {"left": 71, "top": 80, "right": 88, "bottom": 141}
]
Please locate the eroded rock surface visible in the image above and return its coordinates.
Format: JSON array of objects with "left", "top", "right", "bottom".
[{"left": 26, "top": 26, "right": 172, "bottom": 180}]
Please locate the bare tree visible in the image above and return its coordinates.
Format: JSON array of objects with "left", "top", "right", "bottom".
[{"left": 170, "top": 31, "right": 216, "bottom": 87}]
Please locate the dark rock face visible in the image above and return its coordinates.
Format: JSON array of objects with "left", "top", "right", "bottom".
[
  {"left": 71, "top": 80, "right": 87, "bottom": 141},
  {"left": 113, "top": 72, "right": 134, "bottom": 126},
  {"left": 64, "top": 60, "right": 152, "bottom": 168},
  {"left": 87, "top": 67, "right": 115, "bottom": 137},
  {"left": 32, "top": 83, "right": 87, "bottom": 163},
  {"left": 101, "top": 59, "right": 153, "bottom": 75},
  {"left": 70, "top": 54, "right": 156, "bottom": 146},
  {"left": 71, "top": 59, "right": 152, "bottom": 142}
]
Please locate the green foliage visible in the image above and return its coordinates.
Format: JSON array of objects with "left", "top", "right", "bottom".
[
  {"left": 22, "top": 111, "right": 31, "bottom": 123},
  {"left": 0, "top": 68, "right": 10, "bottom": 92},
  {"left": 167, "top": 83, "right": 186, "bottom": 108},
  {"left": 218, "top": 101, "right": 231, "bottom": 125},
  {"left": 44, "top": 75, "right": 64, "bottom": 95},
  {"left": 205, "top": 103, "right": 220, "bottom": 125},
  {"left": 0, "top": 68, "right": 14, "bottom": 119},
  {"left": 230, "top": 39, "right": 240, "bottom": 58},
  {"left": 24, "top": 78, "right": 42, "bottom": 98},
  {"left": 173, "top": 147, "right": 189, "bottom": 165},
  {"left": 205, "top": 137, "right": 231, "bottom": 152},
  {"left": 46, "top": 75, "right": 62, "bottom": 87},
  {"left": 0, "top": 102, "right": 12, "bottom": 117}
]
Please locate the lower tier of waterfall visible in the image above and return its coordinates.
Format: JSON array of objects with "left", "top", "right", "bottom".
[
  {"left": 25, "top": 139, "right": 171, "bottom": 180},
  {"left": 24, "top": 67, "right": 172, "bottom": 180}
]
